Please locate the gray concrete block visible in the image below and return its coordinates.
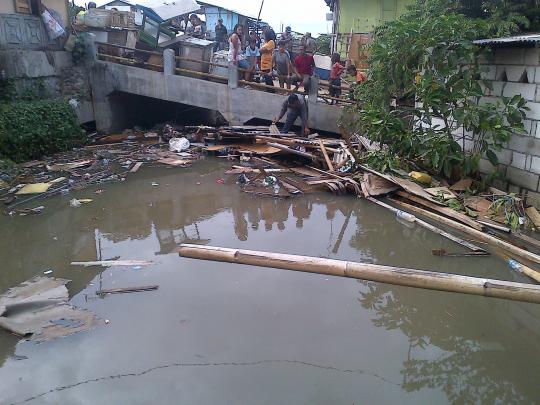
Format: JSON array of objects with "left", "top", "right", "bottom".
[
  {"left": 507, "top": 134, "right": 540, "bottom": 154},
  {"left": 496, "top": 148, "right": 512, "bottom": 165},
  {"left": 511, "top": 151, "right": 527, "bottom": 169},
  {"left": 532, "top": 121, "right": 538, "bottom": 138},
  {"left": 527, "top": 102, "right": 540, "bottom": 120},
  {"left": 478, "top": 96, "right": 498, "bottom": 106},
  {"left": 494, "top": 48, "right": 525, "bottom": 65},
  {"left": 482, "top": 80, "right": 505, "bottom": 97},
  {"left": 480, "top": 65, "right": 496, "bottom": 81},
  {"left": 503, "top": 82, "right": 536, "bottom": 100},
  {"left": 478, "top": 158, "right": 496, "bottom": 174},
  {"left": 504, "top": 65, "right": 528, "bottom": 82},
  {"left": 527, "top": 66, "right": 536, "bottom": 83},
  {"left": 525, "top": 48, "right": 540, "bottom": 65},
  {"left": 0, "top": 50, "right": 55, "bottom": 78},
  {"left": 523, "top": 119, "right": 534, "bottom": 136},
  {"left": 51, "top": 51, "right": 73, "bottom": 72},
  {"left": 506, "top": 166, "right": 540, "bottom": 190},
  {"left": 492, "top": 178, "right": 508, "bottom": 191},
  {"left": 531, "top": 156, "right": 540, "bottom": 174},
  {"left": 536, "top": 67, "right": 540, "bottom": 83}
]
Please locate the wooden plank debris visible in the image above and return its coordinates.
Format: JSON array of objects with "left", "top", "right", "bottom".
[
  {"left": 363, "top": 173, "right": 399, "bottom": 196},
  {"left": 96, "top": 285, "right": 159, "bottom": 295},
  {"left": 318, "top": 140, "right": 335, "bottom": 172},
  {"left": 526, "top": 206, "right": 540, "bottom": 228},
  {"left": 388, "top": 198, "right": 540, "bottom": 266},
  {"left": 449, "top": 178, "right": 473, "bottom": 191},
  {"left": 130, "top": 162, "right": 143, "bottom": 173},
  {"left": 425, "top": 186, "right": 457, "bottom": 200},
  {"left": 71, "top": 260, "right": 153, "bottom": 267}
]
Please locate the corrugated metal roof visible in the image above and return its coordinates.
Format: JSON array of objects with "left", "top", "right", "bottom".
[
  {"left": 474, "top": 34, "right": 540, "bottom": 46},
  {"left": 137, "top": 0, "right": 200, "bottom": 21}
]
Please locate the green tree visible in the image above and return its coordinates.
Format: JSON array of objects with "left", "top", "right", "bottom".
[{"left": 347, "top": 0, "right": 528, "bottom": 178}]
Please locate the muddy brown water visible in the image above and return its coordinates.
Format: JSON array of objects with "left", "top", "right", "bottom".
[{"left": 1, "top": 159, "right": 539, "bottom": 404}]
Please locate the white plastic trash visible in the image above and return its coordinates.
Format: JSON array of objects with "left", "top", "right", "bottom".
[{"left": 169, "top": 137, "right": 190, "bottom": 153}]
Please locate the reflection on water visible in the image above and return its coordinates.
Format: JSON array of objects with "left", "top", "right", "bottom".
[
  {"left": 358, "top": 280, "right": 540, "bottom": 404},
  {"left": 0, "top": 159, "right": 539, "bottom": 404}
]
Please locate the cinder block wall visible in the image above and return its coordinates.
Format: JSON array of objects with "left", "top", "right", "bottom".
[{"left": 460, "top": 46, "right": 540, "bottom": 204}]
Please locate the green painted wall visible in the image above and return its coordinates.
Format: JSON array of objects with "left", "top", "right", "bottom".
[{"left": 336, "top": 0, "right": 413, "bottom": 33}]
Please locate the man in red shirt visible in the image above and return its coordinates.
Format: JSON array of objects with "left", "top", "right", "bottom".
[{"left": 291, "top": 45, "right": 315, "bottom": 93}]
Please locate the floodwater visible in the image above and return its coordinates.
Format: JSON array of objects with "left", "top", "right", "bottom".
[{"left": 1, "top": 159, "right": 540, "bottom": 404}]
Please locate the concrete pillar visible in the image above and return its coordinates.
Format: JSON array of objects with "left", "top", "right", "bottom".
[
  {"left": 163, "top": 49, "right": 175, "bottom": 75},
  {"left": 228, "top": 62, "right": 238, "bottom": 88},
  {"left": 85, "top": 33, "right": 98, "bottom": 64},
  {"left": 308, "top": 76, "right": 319, "bottom": 107}
]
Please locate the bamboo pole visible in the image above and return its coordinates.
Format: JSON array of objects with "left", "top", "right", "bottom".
[
  {"left": 178, "top": 244, "right": 540, "bottom": 304},
  {"left": 388, "top": 198, "right": 540, "bottom": 266}
]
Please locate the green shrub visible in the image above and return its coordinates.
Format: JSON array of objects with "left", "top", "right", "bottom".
[{"left": 0, "top": 100, "right": 85, "bottom": 162}]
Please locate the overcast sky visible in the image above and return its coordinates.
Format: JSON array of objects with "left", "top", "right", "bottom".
[{"left": 75, "top": 0, "right": 331, "bottom": 35}]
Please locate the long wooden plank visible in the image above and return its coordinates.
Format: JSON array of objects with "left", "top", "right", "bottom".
[
  {"left": 96, "top": 285, "right": 159, "bottom": 295},
  {"left": 387, "top": 198, "right": 540, "bottom": 266},
  {"left": 318, "top": 140, "right": 335, "bottom": 172},
  {"left": 178, "top": 244, "right": 540, "bottom": 304},
  {"left": 266, "top": 142, "right": 324, "bottom": 162},
  {"left": 71, "top": 260, "right": 153, "bottom": 267},
  {"left": 396, "top": 191, "right": 483, "bottom": 231}
]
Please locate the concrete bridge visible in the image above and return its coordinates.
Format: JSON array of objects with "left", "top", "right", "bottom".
[{"left": 88, "top": 46, "right": 344, "bottom": 134}]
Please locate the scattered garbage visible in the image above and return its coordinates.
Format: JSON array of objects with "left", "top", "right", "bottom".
[
  {"left": 396, "top": 210, "right": 416, "bottom": 223},
  {"left": 69, "top": 198, "right": 93, "bottom": 207},
  {"left": 1, "top": 126, "right": 203, "bottom": 215},
  {"left": 0, "top": 276, "right": 101, "bottom": 342},
  {"left": 43, "top": 269, "right": 53, "bottom": 275},
  {"left": 169, "top": 137, "right": 190, "bottom": 153},
  {"left": 69, "top": 198, "right": 82, "bottom": 208},
  {"left": 8, "top": 206, "right": 44, "bottom": 216},
  {"left": 151, "top": 182, "right": 159, "bottom": 186},
  {"left": 16, "top": 183, "right": 53, "bottom": 195}
]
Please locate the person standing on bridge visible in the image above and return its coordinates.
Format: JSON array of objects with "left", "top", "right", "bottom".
[
  {"left": 214, "top": 18, "right": 228, "bottom": 52},
  {"left": 259, "top": 29, "right": 276, "bottom": 88},
  {"left": 280, "top": 26, "right": 294, "bottom": 61},
  {"left": 272, "top": 40, "right": 293, "bottom": 90},
  {"left": 291, "top": 45, "right": 315, "bottom": 93},
  {"left": 273, "top": 94, "right": 310, "bottom": 136}
]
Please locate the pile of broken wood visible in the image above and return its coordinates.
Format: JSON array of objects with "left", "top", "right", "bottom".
[{"left": 203, "top": 126, "right": 540, "bottom": 282}]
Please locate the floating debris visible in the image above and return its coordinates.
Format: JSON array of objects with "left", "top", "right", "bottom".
[{"left": 0, "top": 276, "right": 101, "bottom": 342}]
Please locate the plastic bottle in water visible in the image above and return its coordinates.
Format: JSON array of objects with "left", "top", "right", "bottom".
[
  {"left": 396, "top": 210, "right": 415, "bottom": 223},
  {"left": 507, "top": 259, "right": 523, "bottom": 273}
]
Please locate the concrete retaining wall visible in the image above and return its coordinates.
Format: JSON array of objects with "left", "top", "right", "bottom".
[
  {"left": 0, "top": 49, "right": 94, "bottom": 124},
  {"left": 458, "top": 46, "right": 540, "bottom": 204}
]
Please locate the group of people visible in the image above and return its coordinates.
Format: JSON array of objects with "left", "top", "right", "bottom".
[
  {"left": 227, "top": 25, "right": 318, "bottom": 94},
  {"left": 213, "top": 22, "right": 365, "bottom": 136}
]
